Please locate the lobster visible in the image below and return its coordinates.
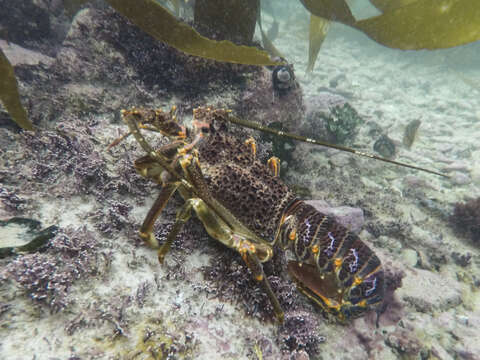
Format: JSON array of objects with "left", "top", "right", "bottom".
[{"left": 117, "top": 106, "right": 444, "bottom": 322}]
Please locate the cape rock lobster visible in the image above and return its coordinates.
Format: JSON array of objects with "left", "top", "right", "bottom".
[{"left": 118, "top": 105, "right": 387, "bottom": 322}]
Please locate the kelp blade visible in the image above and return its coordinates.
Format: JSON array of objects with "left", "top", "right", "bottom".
[
  {"left": 257, "top": 5, "right": 284, "bottom": 60},
  {"left": 194, "top": 0, "right": 259, "bottom": 44},
  {"left": 369, "top": 0, "right": 420, "bottom": 12},
  {"left": 355, "top": 0, "right": 480, "bottom": 49},
  {"left": 300, "top": 0, "right": 355, "bottom": 25},
  {"left": 105, "top": 0, "right": 281, "bottom": 65},
  {"left": 301, "top": 0, "right": 480, "bottom": 50},
  {"left": 307, "top": 15, "right": 330, "bottom": 73},
  {"left": 0, "top": 48, "right": 33, "bottom": 130}
]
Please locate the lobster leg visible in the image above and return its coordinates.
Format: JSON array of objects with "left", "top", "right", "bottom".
[
  {"left": 156, "top": 196, "right": 196, "bottom": 264},
  {"left": 139, "top": 182, "right": 179, "bottom": 249},
  {"left": 175, "top": 195, "right": 285, "bottom": 322},
  {"left": 244, "top": 137, "right": 257, "bottom": 161},
  {"left": 267, "top": 156, "right": 281, "bottom": 177},
  {"left": 239, "top": 245, "right": 284, "bottom": 322}
]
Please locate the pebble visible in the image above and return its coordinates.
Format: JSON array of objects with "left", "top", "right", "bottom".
[
  {"left": 397, "top": 269, "right": 462, "bottom": 312},
  {"left": 456, "top": 314, "right": 469, "bottom": 326},
  {"left": 306, "top": 200, "right": 365, "bottom": 233},
  {"left": 401, "top": 249, "right": 418, "bottom": 267},
  {"left": 450, "top": 172, "right": 471, "bottom": 185}
]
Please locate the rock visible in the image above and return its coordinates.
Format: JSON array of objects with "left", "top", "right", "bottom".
[
  {"left": 401, "top": 249, "right": 418, "bottom": 267},
  {"left": 306, "top": 200, "right": 365, "bottom": 233},
  {"left": 0, "top": 40, "right": 54, "bottom": 66},
  {"left": 396, "top": 269, "right": 462, "bottom": 313},
  {"left": 450, "top": 172, "right": 471, "bottom": 185},
  {"left": 0, "top": 0, "right": 51, "bottom": 46},
  {"left": 285, "top": 350, "right": 310, "bottom": 360}
]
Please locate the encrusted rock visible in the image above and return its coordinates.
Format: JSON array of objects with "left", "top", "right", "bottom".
[
  {"left": 306, "top": 200, "right": 365, "bottom": 233},
  {"left": 396, "top": 268, "right": 463, "bottom": 313}
]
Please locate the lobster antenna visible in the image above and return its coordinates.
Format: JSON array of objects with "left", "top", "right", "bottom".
[{"left": 226, "top": 114, "right": 448, "bottom": 178}]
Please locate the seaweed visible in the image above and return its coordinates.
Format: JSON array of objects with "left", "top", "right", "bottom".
[
  {"left": 403, "top": 119, "right": 421, "bottom": 149},
  {"left": 323, "top": 103, "right": 364, "bottom": 145},
  {"left": 370, "top": 0, "right": 420, "bottom": 13},
  {"left": 306, "top": 15, "right": 330, "bottom": 73},
  {"left": 300, "top": 0, "right": 356, "bottom": 25},
  {"left": 302, "top": 0, "right": 480, "bottom": 49},
  {"left": 0, "top": 217, "right": 58, "bottom": 258},
  {"left": 1, "top": 226, "right": 106, "bottom": 311},
  {"left": 257, "top": 5, "right": 284, "bottom": 60},
  {"left": 194, "top": 0, "right": 259, "bottom": 45},
  {"left": 3, "top": 0, "right": 480, "bottom": 129},
  {"left": 450, "top": 198, "right": 480, "bottom": 246},
  {"left": 105, "top": 0, "right": 280, "bottom": 66},
  {"left": 0, "top": 48, "right": 33, "bottom": 130}
]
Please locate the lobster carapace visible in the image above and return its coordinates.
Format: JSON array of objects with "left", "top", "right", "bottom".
[{"left": 120, "top": 106, "right": 384, "bottom": 322}]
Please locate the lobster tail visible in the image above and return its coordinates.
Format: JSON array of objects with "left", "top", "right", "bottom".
[{"left": 279, "top": 201, "right": 384, "bottom": 320}]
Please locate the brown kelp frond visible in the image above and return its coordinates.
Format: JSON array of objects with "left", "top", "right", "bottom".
[
  {"left": 300, "top": 0, "right": 356, "bottom": 25},
  {"left": 194, "top": 0, "right": 259, "bottom": 45},
  {"left": 257, "top": 4, "right": 285, "bottom": 60},
  {"left": 105, "top": 0, "right": 282, "bottom": 66},
  {"left": 306, "top": 14, "right": 330, "bottom": 73},
  {"left": 301, "top": 0, "right": 480, "bottom": 50},
  {"left": 355, "top": 0, "right": 480, "bottom": 50},
  {"left": 369, "top": 0, "right": 420, "bottom": 13},
  {"left": 0, "top": 48, "right": 33, "bottom": 130}
]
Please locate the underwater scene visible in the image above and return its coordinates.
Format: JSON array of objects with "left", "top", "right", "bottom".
[{"left": 1, "top": 0, "right": 479, "bottom": 359}]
